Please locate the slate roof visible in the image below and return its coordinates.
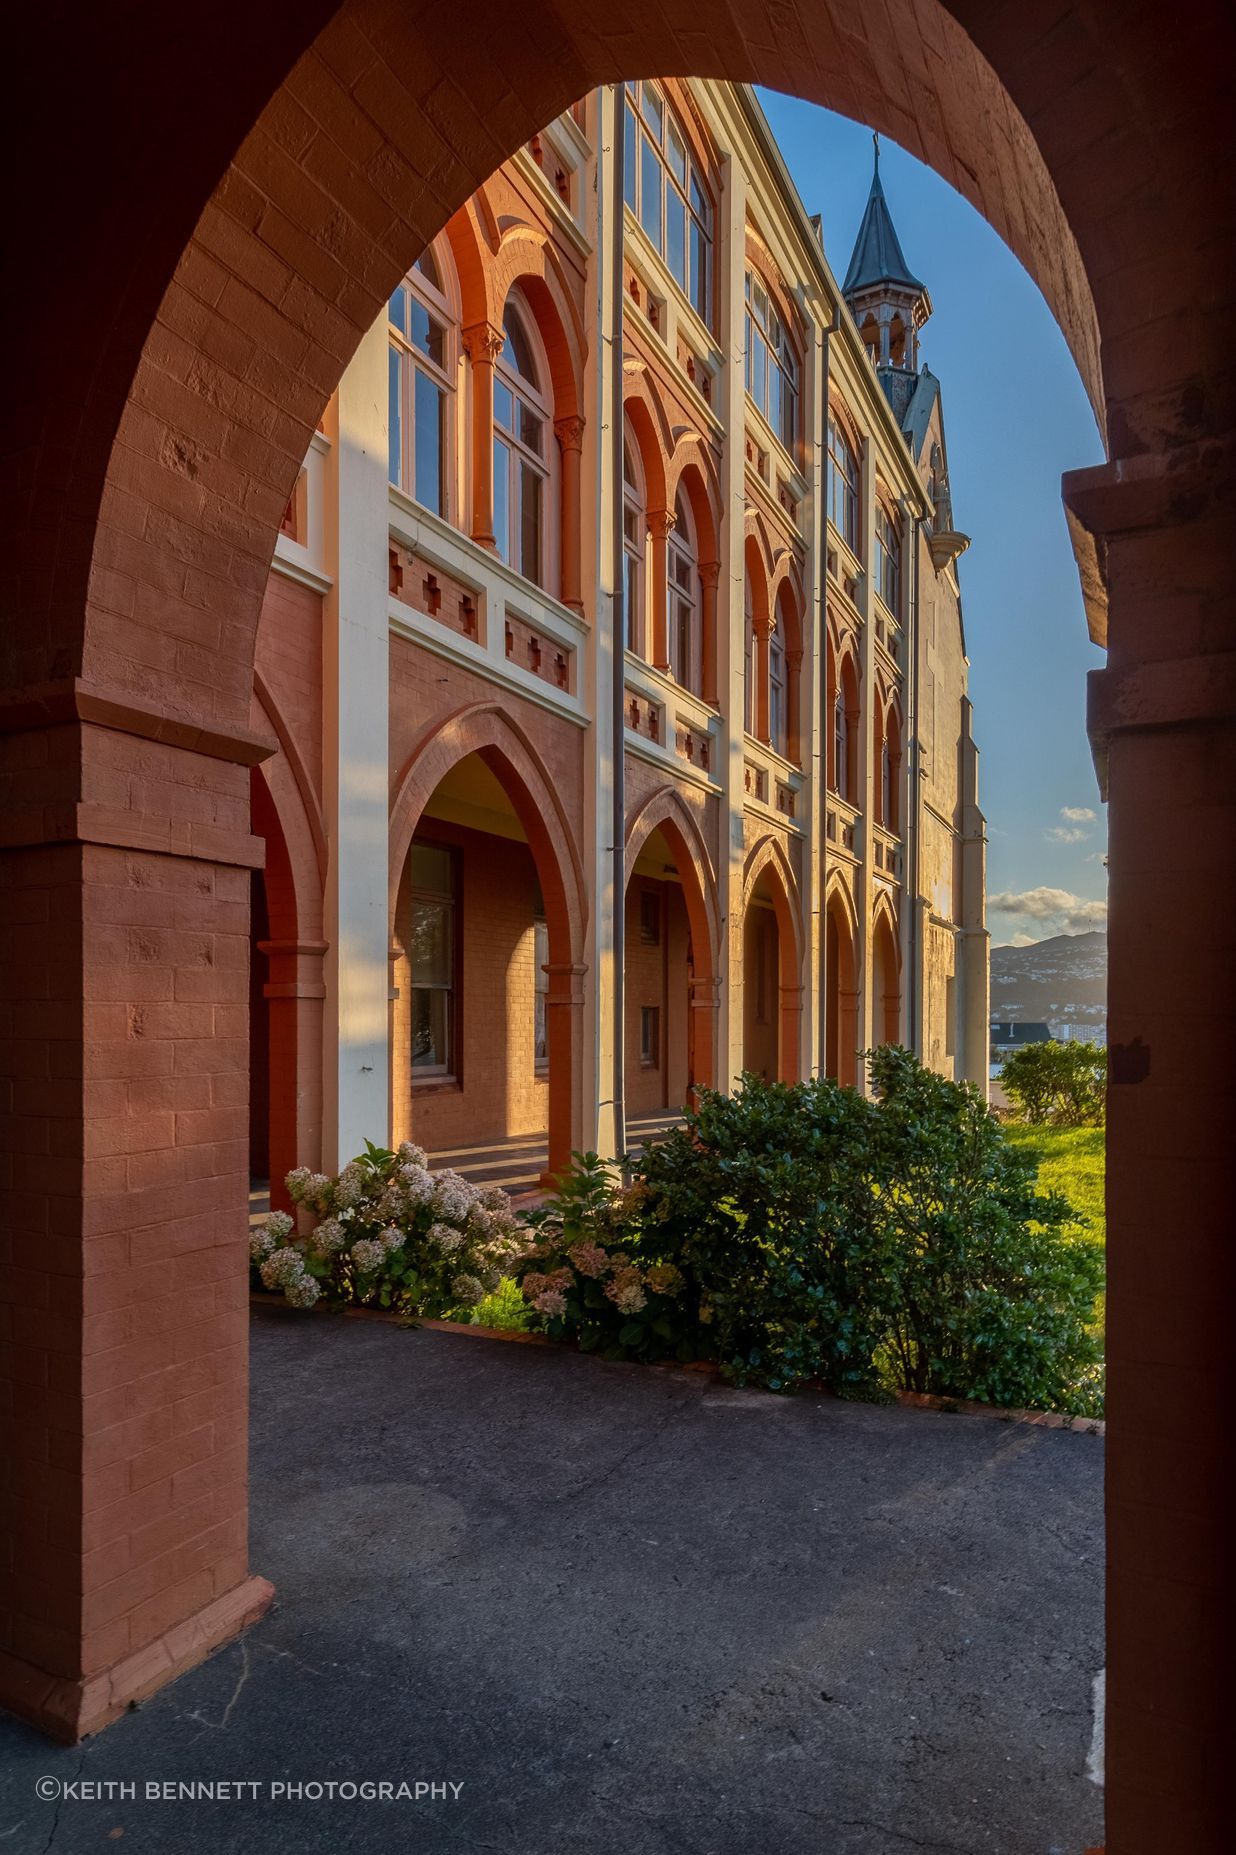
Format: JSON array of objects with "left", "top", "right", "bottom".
[{"left": 842, "top": 140, "right": 927, "bottom": 299}]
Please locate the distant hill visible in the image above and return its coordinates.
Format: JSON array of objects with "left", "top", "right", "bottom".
[{"left": 990, "top": 930, "right": 1107, "bottom": 1038}]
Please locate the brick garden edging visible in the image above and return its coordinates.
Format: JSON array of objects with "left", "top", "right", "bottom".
[{"left": 249, "top": 1294, "right": 1104, "bottom": 1434}]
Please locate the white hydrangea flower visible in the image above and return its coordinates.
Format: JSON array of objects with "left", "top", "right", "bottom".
[
  {"left": 263, "top": 1209, "right": 294, "bottom": 1242},
  {"left": 249, "top": 1226, "right": 277, "bottom": 1263},
  {"left": 308, "top": 1217, "right": 347, "bottom": 1261},
  {"left": 260, "top": 1246, "right": 306, "bottom": 1290},
  {"left": 349, "top": 1237, "right": 385, "bottom": 1274},
  {"left": 400, "top": 1164, "right": 436, "bottom": 1206},
  {"left": 334, "top": 1162, "right": 366, "bottom": 1209},
  {"left": 380, "top": 1224, "right": 405, "bottom": 1252},
  {"left": 397, "top": 1141, "right": 428, "bottom": 1167},
  {"left": 481, "top": 1184, "right": 511, "bottom": 1213},
  {"left": 428, "top": 1222, "right": 464, "bottom": 1255},
  {"left": 285, "top": 1167, "right": 314, "bottom": 1204},
  {"left": 451, "top": 1274, "right": 484, "bottom": 1305},
  {"left": 284, "top": 1274, "right": 321, "bottom": 1309}
]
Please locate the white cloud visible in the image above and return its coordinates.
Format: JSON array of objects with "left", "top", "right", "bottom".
[
  {"left": 1061, "top": 806, "right": 1097, "bottom": 824},
  {"left": 1046, "top": 825, "right": 1090, "bottom": 844},
  {"left": 988, "top": 886, "right": 1108, "bottom": 939}
]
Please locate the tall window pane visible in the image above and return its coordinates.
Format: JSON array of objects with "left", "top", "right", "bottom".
[
  {"left": 493, "top": 438, "right": 510, "bottom": 563},
  {"left": 519, "top": 461, "right": 542, "bottom": 583},
  {"left": 388, "top": 344, "right": 403, "bottom": 487},
  {"left": 410, "top": 841, "right": 456, "bottom": 1077},
  {"left": 666, "top": 192, "right": 686, "bottom": 288},
  {"left": 413, "top": 370, "right": 443, "bottom": 514},
  {"left": 623, "top": 103, "right": 637, "bottom": 207},
  {"left": 640, "top": 134, "right": 662, "bottom": 247}
]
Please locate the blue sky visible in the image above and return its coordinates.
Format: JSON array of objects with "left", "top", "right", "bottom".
[{"left": 757, "top": 90, "right": 1109, "bottom": 948}]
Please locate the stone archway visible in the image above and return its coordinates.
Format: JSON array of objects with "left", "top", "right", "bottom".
[
  {"left": 624, "top": 785, "right": 722, "bottom": 1097},
  {"left": 388, "top": 702, "right": 588, "bottom": 1183},
  {"left": 825, "top": 881, "right": 861, "bottom": 1089},
  {"left": 2, "top": 5, "right": 1233, "bottom": 1839},
  {"left": 741, "top": 835, "right": 805, "bottom": 1083}
]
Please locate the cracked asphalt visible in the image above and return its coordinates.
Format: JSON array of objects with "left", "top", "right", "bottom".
[{"left": 0, "top": 1311, "right": 1105, "bottom": 1854}]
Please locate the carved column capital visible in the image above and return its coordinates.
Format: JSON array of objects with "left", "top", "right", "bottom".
[
  {"left": 553, "top": 414, "right": 586, "bottom": 453},
  {"left": 698, "top": 559, "right": 720, "bottom": 590},
  {"left": 647, "top": 507, "right": 677, "bottom": 542},
  {"left": 462, "top": 320, "right": 505, "bottom": 367}
]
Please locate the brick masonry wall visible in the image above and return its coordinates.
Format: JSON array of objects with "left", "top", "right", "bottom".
[{"left": 394, "top": 819, "right": 548, "bottom": 1151}]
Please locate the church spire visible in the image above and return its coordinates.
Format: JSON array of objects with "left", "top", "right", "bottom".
[{"left": 842, "top": 136, "right": 932, "bottom": 372}]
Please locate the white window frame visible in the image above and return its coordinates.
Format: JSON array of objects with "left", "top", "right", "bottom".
[
  {"left": 493, "top": 294, "right": 557, "bottom": 594},
  {"left": 388, "top": 244, "right": 457, "bottom": 517},
  {"left": 623, "top": 80, "right": 713, "bottom": 325}
]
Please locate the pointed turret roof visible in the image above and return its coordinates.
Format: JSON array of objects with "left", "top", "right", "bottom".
[{"left": 842, "top": 136, "right": 926, "bottom": 299}]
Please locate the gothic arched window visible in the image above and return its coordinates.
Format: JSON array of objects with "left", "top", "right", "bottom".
[
  {"left": 827, "top": 413, "right": 859, "bottom": 552},
  {"left": 668, "top": 490, "right": 700, "bottom": 694},
  {"left": 388, "top": 242, "right": 458, "bottom": 516},
  {"left": 622, "top": 433, "right": 646, "bottom": 658},
  {"left": 493, "top": 294, "right": 554, "bottom": 591}
]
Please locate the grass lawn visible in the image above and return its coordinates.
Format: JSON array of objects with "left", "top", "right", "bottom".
[
  {"left": 1003, "top": 1121, "right": 1106, "bottom": 1417},
  {"left": 1002, "top": 1122, "right": 1106, "bottom": 1245}
]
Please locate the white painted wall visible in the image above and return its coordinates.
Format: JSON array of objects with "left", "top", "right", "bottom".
[{"left": 321, "top": 314, "right": 392, "bottom": 1169}]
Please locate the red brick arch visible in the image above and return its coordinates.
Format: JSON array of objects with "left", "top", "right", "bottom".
[
  {"left": 3, "top": 4, "right": 1233, "bottom": 1837},
  {"left": 741, "top": 833, "right": 804, "bottom": 1083},
  {"left": 624, "top": 784, "right": 721, "bottom": 1093},
  {"left": 387, "top": 700, "right": 587, "bottom": 1180}
]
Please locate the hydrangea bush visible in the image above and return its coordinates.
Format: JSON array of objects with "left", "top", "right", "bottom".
[
  {"left": 250, "top": 1140, "right": 524, "bottom": 1319},
  {"left": 513, "top": 1154, "right": 694, "bottom": 1363}
]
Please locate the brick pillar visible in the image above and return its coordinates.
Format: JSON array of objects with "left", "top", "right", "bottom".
[
  {"left": 258, "top": 939, "right": 327, "bottom": 1212},
  {"left": 778, "top": 980, "right": 804, "bottom": 1084},
  {"left": 1065, "top": 446, "right": 1235, "bottom": 1852},
  {"left": 687, "top": 974, "right": 720, "bottom": 1097},
  {"left": 0, "top": 705, "right": 275, "bottom": 1741},
  {"left": 542, "top": 961, "right": 586, "bottom": 1185}
]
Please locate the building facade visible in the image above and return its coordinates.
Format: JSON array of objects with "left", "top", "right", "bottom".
[{"left": 250, "top": 81, "right": 988, "bottom": 1196}]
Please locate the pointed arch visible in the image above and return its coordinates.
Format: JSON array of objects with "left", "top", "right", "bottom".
[
  {"left": 389, "top": 702, "right": 588, "bottom": 1178},
  {"left": 825, "top": 877, "right": 862, "bottom": 1088},
  {"left": 249, "top": 678, "right": 327, "bottom": 1204},
  {"left": 871, "top": 896, "right": 902, "bottom": 1049},
  {"left": 624, "top": 784, "right": 720, "bottom": 1093},
  {"left": 741, "top": 833, "right": 803, "bottom": 1084}
]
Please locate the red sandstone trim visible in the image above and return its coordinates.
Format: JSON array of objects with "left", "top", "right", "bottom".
[
  {"left": 0, "top": 677, "right": 278, "bottom": 765},
  {"left": 0, "top": 1576, "right": 274, "bottom": 1745}
]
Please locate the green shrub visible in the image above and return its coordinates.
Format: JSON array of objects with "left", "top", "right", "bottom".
[
  {"left": 249, "top": 1140, "right": 525, "bottom": 1319},
  {"left": 517, "top": 1053, "right": 1104, "bottom": 1414},
  {"left": 516, "top": 1077, "right": 889, "bottom": 1395},
  {"left": 1000, "top": 1038, "right": 1106, "bottom": 1126},
  {"left": 634, "top": 1076, "right": 888, "bottom": 1394},
  {"left": 513, "top": 1153, "right": 696, "bottom": 1364},
  {"left": 865, "top": 1046, "right": 1104, "bottom": 1411}
]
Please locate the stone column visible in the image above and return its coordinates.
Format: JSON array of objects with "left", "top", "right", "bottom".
[
  {"left": 699, "top": 559, "right": 720, "bottom": 706},
  {"left": 0, "top": 705, "right": 276, "bottom": 1741},
  {"left": 259, "top": 938, "right": 327, "bottom": 1210},
  {"left": 753, "top": 610, "right": 771, "bottom": 743},
  {"left": 321, "top": 313, "right": 391, "bottom": 1171},
  {"left": 1066, "top": 447, "right": 1235, "bottom": 1854},
  {"left": 463, "top": 321, "right": 505, "bottom": 554},
  {"left": 778, "top": 980, "right": 804, "bottom": 1084},
  {"left": 554, "top": 414, "right": 586, "bottom": 614},
  {"left": 647, "top": 507, "right": 675, "bottom": 671},
  {"left": 718, "top": 149, "right": 749, "bottom": 1092},
  {"left": 543, "top": 962, "right": 587, "bottom": 1183}
]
